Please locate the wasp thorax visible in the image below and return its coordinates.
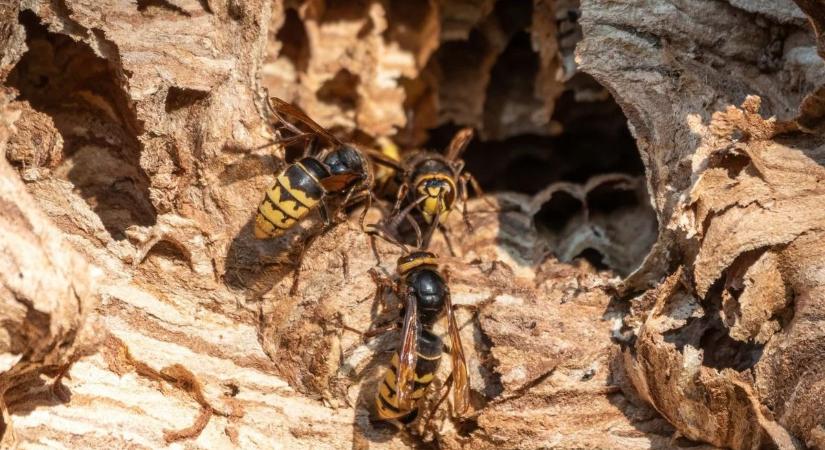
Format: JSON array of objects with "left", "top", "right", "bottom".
[
  {"left": 323, "top": 146, "right": 366, "bottom": 179},
  {"left": 299, "top": 157, "right": 332, "bottom": 180},
  {"left": 406, "top": 268, "right": 448, "bottom": 325}
]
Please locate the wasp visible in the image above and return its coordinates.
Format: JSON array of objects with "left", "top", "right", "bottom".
[
  {"left": 253, "top": 97, "right": 402, "bottom": 291},
  {"left": 387, "top": 127, "right": 490, "bottom": 248},
  {"left": 366, "top": 230, "right": 469, "bottom": 426}
]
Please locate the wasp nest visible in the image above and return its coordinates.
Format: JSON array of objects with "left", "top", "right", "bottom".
[{"left": 0, "top": 0, "right": 824, "bottom": 449}]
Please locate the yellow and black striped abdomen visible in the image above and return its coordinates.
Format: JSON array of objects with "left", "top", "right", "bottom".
[
  {"left": 254, "top": 162, "right": 326, "bottom": 239},
  {"left": 375, "top": 331, "right": 443, "bottom": 424}
]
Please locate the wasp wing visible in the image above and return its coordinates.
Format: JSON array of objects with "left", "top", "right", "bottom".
[
  {"left": 395, "top": 290, "right": 420, "bottom": 411},
  {"left": 268, "top": 97, "right": 343, "bottom": 146},
  {"left": 319, "top": 173, "right": 363, "bottom": 192},
  {"left": 444, "top": 127, "right": 474, "bottom": 162},
  {"left": 445, "top": 289, "right": 470, "bottom": 415}
]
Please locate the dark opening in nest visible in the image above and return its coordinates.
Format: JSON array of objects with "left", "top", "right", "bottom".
[{"left": 7, "top": 11, "right": 157, "bottom": 241}]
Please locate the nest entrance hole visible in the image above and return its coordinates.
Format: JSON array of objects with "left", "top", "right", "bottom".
[
  {"left": 426, "top": 78, "right": 653, "bottom": 275},
  {"left": 7, "top": 11, "right": 157, "bottom": 240}
]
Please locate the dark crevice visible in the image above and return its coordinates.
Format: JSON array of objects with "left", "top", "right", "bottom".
[
  {"left": 384, "top": 0, "right": 434, "bottom": 55},
  {"left": 137, "top": 0, "right": 191, "bottom": 16},
  {"left": 143, "top": 240, "right": 192, "bottom": 269},
  {"left": 480, "top": 0, "right": 538, "bottom": 140},
  {"left": 535, "top": 191, "right": 583, "bottom": 233},
  {"left": 227, "top": 1, "right": 243, "bottom": 20},
  {"left": 699, "top": 322, "right": 764, "bottom": 371},
  {"left": 772, "top": 293, "right": 796, "bottom": 331},
  {"left": 198, "top": 0, "right": 214, "bottom": 14},
  {"left": 317, "top": 69, "right": 360, "bottom": 111},
  {"left": 165, "top": 86, "right": 209, "bottom": 113},
  {"left": 317, "top": 0, "right": 371, "bottom": 23},
  {"left": 492, "top": 0, "right": 533, "bottom": 34},
  {"left": 483, "top": 31, "right": 542, "bottom": 139},
  {"left": 586, "top": 182, "right": 639, "bottom": 214},
  {"left": 420, "top": 2, "right": 652, "bottom": 276},
  {"left": 426, "top": 75, "right": 643, "bottom": 196},
  {"left": 435, "top": 28, "right": 493, "bottom": 97},
  {"left": 456, "top": 417, "right": 480, "bottom": 437},
  {"left": 574, "top": 248, "right": 609, "bottom": 271},
  {"left": 7, "top": 11, "right": 156, "bottom": 240},
  {"left": 664, "top": 280, "right": 765, "bottom": 372},
  {"left": 276, "top": 8, "right": 310, "bottom": 73},
  {"left": 721, "top": 247, "right": 770, "bottom": 329},
  {"left": 476, "top": 323, "right": 504, "bottom": 401},
  {"left": 663, "top": 316, "right": 705, "bottom": 353},
  {"left": 706, "top": 147, "right": 751, "bottom": 178}
]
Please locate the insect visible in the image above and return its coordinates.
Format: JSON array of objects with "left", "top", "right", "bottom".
[
  {"left": 253, "top": 96, "right": 403, "bottom": 291},
  {"left": 387, "top": 127, "right": 489, "bottom": 248},
  {"left": 254, "top": 97, "right": 401, "bottom": 239},
  {"left": 367, "top": 232, "right": 469, "bottom": 426}
]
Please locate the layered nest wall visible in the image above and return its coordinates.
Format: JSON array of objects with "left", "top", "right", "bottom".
[{"left": 0, "top": 0, "right": 824, "bottom": 449}]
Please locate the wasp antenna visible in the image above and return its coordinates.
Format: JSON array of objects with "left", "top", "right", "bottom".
[
  {"left": 405, "top": 213, "right": 423, "bottom": 249},
  {"left": 388, "top": 195, "right": 427, "bottom": 230}
]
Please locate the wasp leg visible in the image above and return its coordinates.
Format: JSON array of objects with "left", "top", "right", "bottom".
[
  {"left": 363, "top": 322, "right": 400, "bottom": 340},
  {"left": 407, "top": 213, "right": 423, "bottom": 249},
  {"left": 328, "top": 185, "right": 361, "bottom": 223},
  {"left": 363, "top": 267, "right": 401, "bottom": 339},
  {"left": 329, "top": 311, "right": 364, "bottom": 336},
  {"left": 380, "top": 205, "right": 422, "bottom": 249},
  {"left": 351, "top": 189, "right": 375, "bottom": 233},
  {"left": 366, "top": 222, "right": 410, "bottom": 257},
  {"left": 302, "top": 135, "right": 317, "bottom": 158},
  {"left": 368, "top": 267, "right": 396, "bottom": 311},
  {"left": 458, "top": 174, "right": 474, "bottom": 233},
  {"left": 328, "top": 186, "right": 374, "bottom": 230},
  {"left": 437, "top": 223, "right": 457, "bottom": 257},
  {"left": 271, "top": 132, "right": 313, "bottom": 147},
  {"left": 425, "top": 372, "right": 454, "bottom": 424},
  {"left": 391, "top": 182, "right": 410, "bottom": 218},
  {"left": 318, "top": 200, "right": 333, "bottom": 228},
  {"left": 367, "top": 232, "right": 383, "bottom": 267},
  {"left": 464, "top": 172, "right": 498, "bottom": 212},
  {"left": 388, "top": 195, "right": 427, "bottom": 234},
  {"left": 453, "top": 296, "right": 497, "bottom": 314}
]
